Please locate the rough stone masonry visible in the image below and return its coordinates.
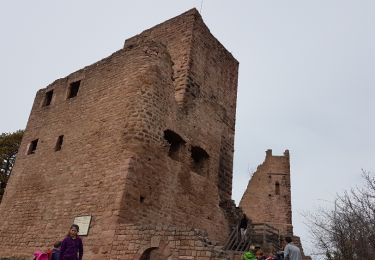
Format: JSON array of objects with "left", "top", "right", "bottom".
[{"left": 0, "top": 8, "right": 309, "bottom": 260}]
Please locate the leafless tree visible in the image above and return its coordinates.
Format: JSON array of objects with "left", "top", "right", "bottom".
[{"left": 306, "top": 171, "right": 375, "bottom": 260}]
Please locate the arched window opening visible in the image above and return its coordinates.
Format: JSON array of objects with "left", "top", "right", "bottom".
[
  {"left": 140, "top": 247, "right": 157, "bottom": 260},
  {"left": 191, "top": 146, "right": 209, "bottom": 176},
  {"left": 163, "top": 130, "right": 185, "bottom": 161},
  {"left": 140, "top": 247, "right": 171, "bottom": 260},
  {"left": 275, "top": 182, "right": 280, "bottom": 195}
]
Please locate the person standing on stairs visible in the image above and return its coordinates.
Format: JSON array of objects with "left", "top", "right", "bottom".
[{"left": 239, "top": 213, "right": 249, "bottom": 242}]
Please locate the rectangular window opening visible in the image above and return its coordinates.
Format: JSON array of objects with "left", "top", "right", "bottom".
[
  {"left": 191, "top": 146, "right": 209, "bottom": 176},
  {"left": 67, "top": 80, "right": 81, "bottom": 99},
  {"left": 43, "top": 90, "right": 53, "bottom": 106},
  {"left": 27, "top": 139, "right": 39, "bottom": 155},
  {"left": 55, "top": 135, "right": 64, "bottom": 151},
  {"left": 164, "top": 129, "right": 186, "bottom": 161}
]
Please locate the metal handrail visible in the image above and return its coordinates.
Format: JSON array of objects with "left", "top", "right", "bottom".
[
  {"left": 223, "top": 222, "right": 281, "bottom": 252},
  {"left": 223, "top": 224, "right": 253, "bottom": 251}
]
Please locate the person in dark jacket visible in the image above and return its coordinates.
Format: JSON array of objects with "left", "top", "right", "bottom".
[
  {"left": 239, "top": 214, "right": 249, "bottom": 241},
  {"left": 51, "top": 241, "right": 61, "bottom": 260},
  {"left": 60, "top": 224, "right": 83, "bottom": 260}
]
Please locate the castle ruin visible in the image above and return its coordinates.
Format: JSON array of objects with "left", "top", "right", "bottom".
[{"left": 0, "top": 9, "right": 309, "bottom": 259}]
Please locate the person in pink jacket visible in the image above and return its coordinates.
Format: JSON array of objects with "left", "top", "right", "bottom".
[{"left": 33, "top": 250, "right": 49, "bottom": 260}]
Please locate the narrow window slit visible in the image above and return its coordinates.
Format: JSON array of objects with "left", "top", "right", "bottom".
[
  {"left": 191, "top": 146, "right": 209, "bottom": 176},
  {"left": 275, "top": 182, "right": 280, "bottom": 195},
  {"left": 55, "top": 135, "right": 64, "bottom": 151}
]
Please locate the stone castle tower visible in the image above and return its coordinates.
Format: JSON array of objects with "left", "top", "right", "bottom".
[
  {"left": 239, "top": 150, "right": 293, "bottom": 235},
  {"left": 0, "top": 9, "right": 239, "bottom": 259},
  {"left": 239, "top": 150, "right": 310, "bottom": 259}
]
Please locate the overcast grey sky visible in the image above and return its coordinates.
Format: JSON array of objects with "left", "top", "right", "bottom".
[{"left": 1, "top": 1, "right": 374, "bottom": 258}]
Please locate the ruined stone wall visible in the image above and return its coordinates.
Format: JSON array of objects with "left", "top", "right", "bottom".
[
  {"left": 110, "top": 224, "right": 231, "bottom": 260},
  {"left": 0, "top": 9, "right": 239, "bottom": 258},
  {"left": 239, "top": 150, "right": 293, "bottom": 235},
  {"left": 292, "top": 236, "right": 312, "bottom": 260}
]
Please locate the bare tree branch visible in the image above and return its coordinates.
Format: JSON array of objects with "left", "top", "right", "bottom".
[{"left": 305, "top": 172, "right": 375, "bottom": 259}]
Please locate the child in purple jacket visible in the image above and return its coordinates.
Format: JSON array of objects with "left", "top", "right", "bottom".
[{"left": 60, "top": 224, "right": 83, "bottom": 260}]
